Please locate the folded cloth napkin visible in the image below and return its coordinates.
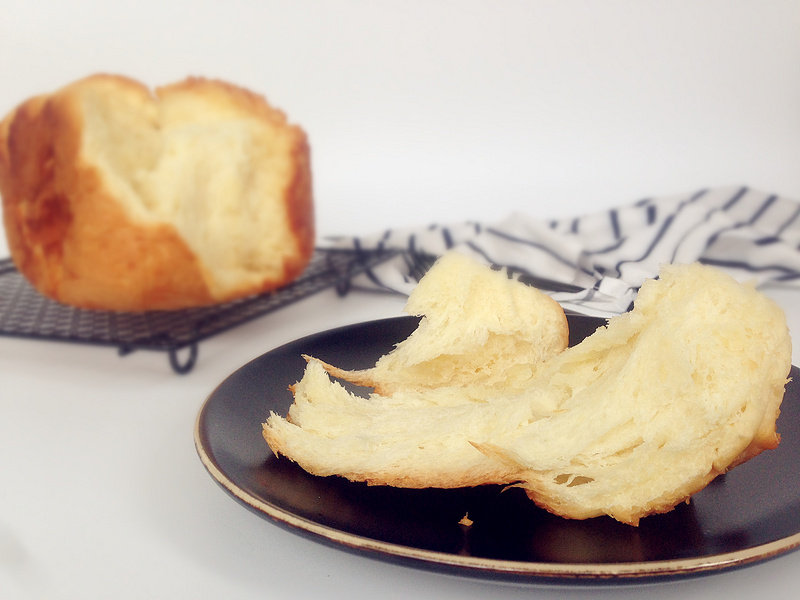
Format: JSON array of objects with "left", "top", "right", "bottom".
[{"left": 327, "top": 186, "right": 800, "bottom": 317}]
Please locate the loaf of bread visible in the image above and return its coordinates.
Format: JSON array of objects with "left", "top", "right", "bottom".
[
  {"left": 263, "top": 257, "right": 792, "bottom": 525},
  {"left": 0, "top": 74, "right": 314, "bottom": 311}
]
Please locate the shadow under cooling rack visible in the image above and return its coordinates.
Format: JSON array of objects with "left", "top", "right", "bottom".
[{"left": 0, "top": 248, "right": 404, "bottom": 374}]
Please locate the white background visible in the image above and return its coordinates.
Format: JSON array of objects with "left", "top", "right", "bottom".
[
  {"left": 1, "top": 1, "right": 800, "bottom": 599},
  {"left": 1, "top": 0, "right": 798, "bottom": 243}
]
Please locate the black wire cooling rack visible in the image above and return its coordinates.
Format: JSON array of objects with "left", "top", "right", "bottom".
[{"left": 0, "top": 248, "right": 406, "bottom": 374}]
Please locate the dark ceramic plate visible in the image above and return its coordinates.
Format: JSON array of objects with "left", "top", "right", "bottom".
[{"left": 194, "top": 315, "right": 800, "bottom": 585}]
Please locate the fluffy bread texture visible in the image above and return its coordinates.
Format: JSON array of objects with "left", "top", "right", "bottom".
[
  {"left": 0, "top": 74, "right": 313, "bottom": 311},
  {"left": 265, "top": 252, "right": 570, "bottom": 488},
  {"left": 263, "top": 258, "right": 792, "bottom": 525},
  {"left": 488, "top": 263, "right": 791, "bottom": 524},
  {"left": 318, "top": 251, "right": 570, "bottom": 397}
]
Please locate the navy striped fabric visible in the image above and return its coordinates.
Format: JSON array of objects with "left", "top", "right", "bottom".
[{"left": 327, "top": 186, "right": 800, "bottom": 317}]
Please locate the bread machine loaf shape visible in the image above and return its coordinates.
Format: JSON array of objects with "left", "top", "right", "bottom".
[{"left": 0, "top": 74, "right": 314, "bottom": 311}]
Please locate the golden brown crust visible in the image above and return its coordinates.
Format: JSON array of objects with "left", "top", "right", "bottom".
[{"left": 0, "top": 74, "right": 314, "bottom": 311}]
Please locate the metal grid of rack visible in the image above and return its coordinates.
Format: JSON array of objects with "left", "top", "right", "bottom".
[{"left": 0, "top": 248, "right": 403, "bottom": 373}]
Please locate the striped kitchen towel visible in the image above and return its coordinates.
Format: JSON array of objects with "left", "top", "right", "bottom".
[{"left": 327, "top": 186, "right": 800, "bottom": 317}]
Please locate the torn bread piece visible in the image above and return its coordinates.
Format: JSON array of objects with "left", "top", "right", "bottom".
[
  {"left": 319, "top": 251, "right": 570, "bottom": 396},
  {"left": 263, "top": 359, "right": 544, "bottom": 487},
  {"left": 482, "top": 263, "right": 791, "bottom": 524},
  {"left": 264, "top": 251, "right": 570, "bottom": 488},
  {"left": 263, "top": 262, "right": 791, "bottom": 525}
]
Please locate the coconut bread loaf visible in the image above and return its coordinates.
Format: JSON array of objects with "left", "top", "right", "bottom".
[
  {"left": 263, "top": 257, "right": 791, "bottom": 525},
  {"left": 0, "top": 74, "right": 313, "bottom": 311}
]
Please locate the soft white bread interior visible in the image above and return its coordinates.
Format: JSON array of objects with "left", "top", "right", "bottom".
[
  {"left": 265, "top": 359, "right": 541, "bottom": 487},
  {"left": 486, "top": 263, "right": 791, "bottom": 524},
  {"left": 262, "top": 261, "right": 792, "bottom": 525},
  {"left": 0, "top": 74, "right": 313, "bottom": 311},
  {"left": 318, "top": 251, "right": 570, "bottom": 396},
  {"left": 265, "top": 252, "right": 570, "bottom": 488}
]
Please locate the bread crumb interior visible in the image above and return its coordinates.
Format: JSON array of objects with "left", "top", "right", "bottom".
[{"left": 79, "top": 84, "right": 298, "bottom": 296}]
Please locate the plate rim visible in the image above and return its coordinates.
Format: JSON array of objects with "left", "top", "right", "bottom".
[{"left": 194, "top": 315, "right": 800, "bottom": 584}]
